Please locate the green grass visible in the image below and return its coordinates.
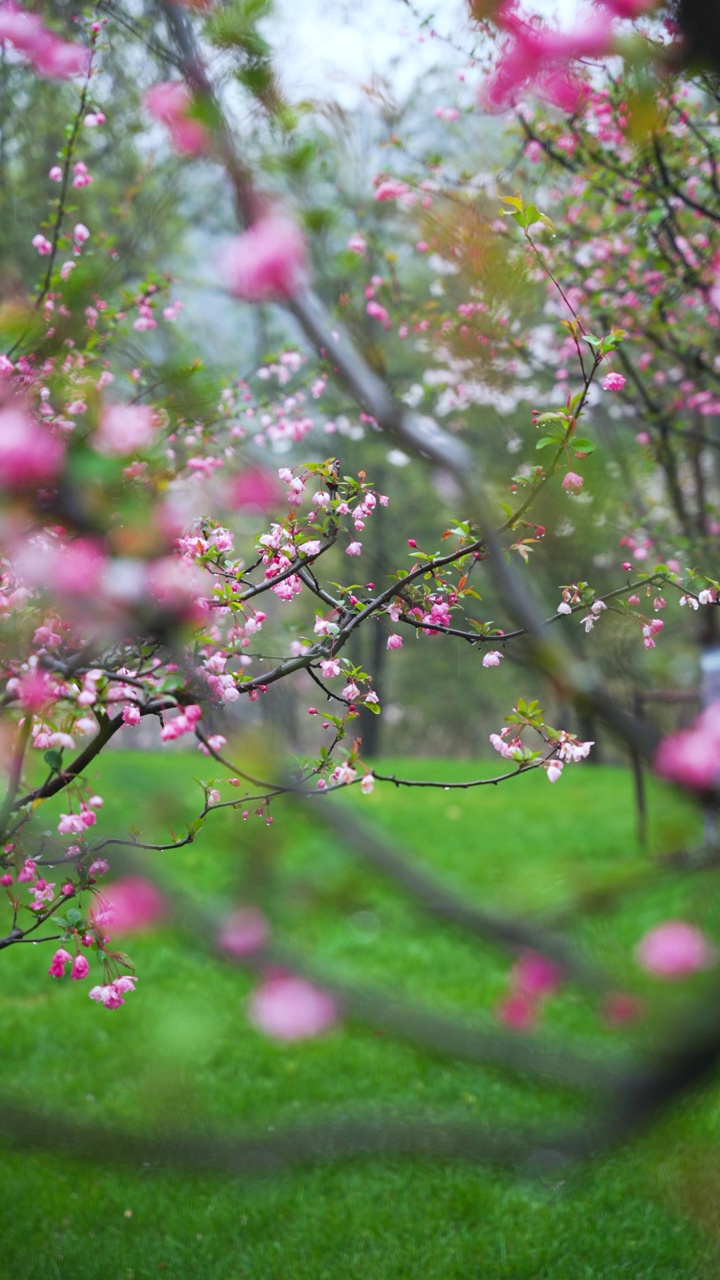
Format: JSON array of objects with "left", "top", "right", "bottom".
[{"left": 1, "top": 753, "right": 719, "bottom": 1279}]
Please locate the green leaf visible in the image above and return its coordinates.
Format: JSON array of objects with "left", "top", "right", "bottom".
[
  {"left": 572, "top": 438, "right": 596, "bottom": 453},
  {"left": 43, "top": 749, "right": 63, "bottom": 772},
  {"left": 237, "top": 60, "right": 273, "bottom": 97},
  {"left": 535, "top": 436, "right": 556, "bottom": 450}
]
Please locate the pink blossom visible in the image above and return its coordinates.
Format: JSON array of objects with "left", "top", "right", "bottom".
[
  {"left": 374, "top": 179, "right": 409, "bottom": 201},
  {"left": 114, "top": 975, "right": 137, "bottom": 995},
  {"left": 73, "top": 223, "right": 90, "bottom": 244},
  {"left": 320, "top": 658, "right": 341, "bottom": 678},
  {"left": 88, "top": 858, "right": 109, "bottom": 879},
  {"left": 48, "top": 948, "right": 73, "bottom": 978},
  {"left": 562, "top": 471, "right": 584, "bottom": 493},
  {"left": 347, "top": 234, "right": 367, "bottom": 255},
  {"left": 545, "top": 761, "right": 564, "bottom": 783},
  {"left": 218, "top": 907, "right": 269, "bottom": 957},
  {"left": 636, "top": 922, "right": 716, "bottom": 979},
  {"left": 386, "top": 634, "right": 403, "bottom": 650},
  {"left": 96, "top": 403, "right": 155, "bottom": 455},
  {"left": 71, "top": 954, "right": 89, "bottom": 980},
  {"left": 144, "top": 81, "right": 208, "bottom": 156},
  {"left": 89, "top": 980, "right": 133, "bottom": 1009},
  {"left": 29, "top": 879, "right": 55, "bottom": 907},
  {"left": 58, "top": 813, "right": 85, "bottom": 836},
  {"left": 602, "top": 372, "right": 626, "bottom": 391},
  {"left": 482, "top": 650, "right": 503, "bottom": 667},
  {"left": 346, "top": 541, "right": 362, "bottom": 556},
  {"left": 366, "top": 300, "right": 391, "bottom": 328},
  {"left": 219, "top": 216, "right": 307, "bottom": 302},
  {"left": 72, "top": 160, "right": 92, "bottom": 189},
  {"left": 31, "top": 234, "right": 52, "bottom": 255},
  {"left": 84, "top": 112, "right": 105, "bottom": 127},
  {"left": 248, "top": 972, "right": 338, "bottom": 1041},
  {"left": 360, "top": 773, "right": 375, "bottom": 794}
]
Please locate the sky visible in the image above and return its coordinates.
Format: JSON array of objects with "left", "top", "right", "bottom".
[
  {"left": 267, "top": 0, "right": 580, "bottom": 107},
  {"left": 266, "top": 0, "right": 470, "bottom": 108}
]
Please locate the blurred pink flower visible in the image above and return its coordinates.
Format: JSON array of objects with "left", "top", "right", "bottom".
[
  {"left": 218, "top": 907, "right": 269, "bottom": 958},
  {"left": 654, "top": 701, "right": 720, "bottom": 791},
  {"left": 102, "top": 876, "right": 165, "bottom": 934},
  {"left": 227, "top": 466, "right": 282, "bottom": 513},
  {"left": 32, "top": 34, "right": 90, "bottom": 79},
  {"left": 481, "top": 8, "right": 613, "bottom": 111},
  {"left": 511, "top": 951, "right": 562, "bottom": 998},
  {"left": 497, "top": 992, "right": 537, "bottom": 1031},
  {"left": 562, "top": 471, "right": 584, "bottom": 493},
  {"left": 0, "top": 5, "right": 90, "bottom": 79},
  {"left": 144, "top": 81, "right": 208, "bottom": 156},
  {"left": 636, "top": 921, "right": 716, "bottom": 979},
  {"left": 0, "top": 405, "right": 64, "bottom": 489},
  {"left": 219, "top": 216, "right": 307, "bottom": 302},
  {"left": 16, "top": 670, "right": 54, "bottom": 712},
  {"left": 248, "top": 972, "right": 338, "bottom": 1041},
  {"left": 96, "top": 403, "right": 156, "bottom": 456}
]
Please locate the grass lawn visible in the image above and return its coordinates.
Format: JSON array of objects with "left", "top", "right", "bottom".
[{"left": 1, "top": 752, "right": 719, "bottom": 1279}]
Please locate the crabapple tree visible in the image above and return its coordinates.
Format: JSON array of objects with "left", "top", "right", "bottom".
[{"left": 0, "top": 0, "right": 718, "bottom": 1174}]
